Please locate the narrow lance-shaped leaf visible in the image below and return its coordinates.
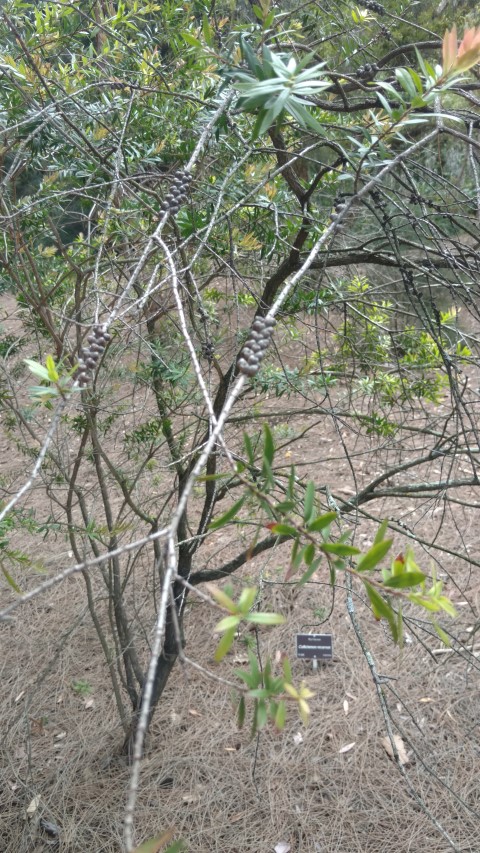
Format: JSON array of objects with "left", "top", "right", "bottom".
[
  {"left": 383, "top": 570, "right": 425, "bottom": 589},
  {"left": 208, "top": 496, "right": 245, "bottom": 530},
  {"left": 373, "top": 519, "right": 389, "bottom": 546},
  {"left": 263, "top": 423, "right": 274, "bottom": 466},
  {"left": 243, "top": 431, "right": 255, "bottom": 466},
  {"left": 303, "top": 480, "right": 315, "bottom": 524},
  {"left": 215, "top": 614, "right": 241, "bottom": 633},
  {"left": 268, "top": 523, "right": 298, "bottom": 538},
  {"left": 275, "top": 699, "right": 286, "bottom": 730},
  {"left": 24, "top": 359, "right": 50, "bottom": 382},
  {"left": 237, "top": 695, "right": 246, "bottom": 729},
  {"left": 321, "top": 542, "right": 360, "bottom": 557},
  {"left": 214, "top": 627, "right": 237, "bottom": 662},
  {"left": 307, "top": 511, "right": 337, "bottom": 532},
  {"left": 247, "top": 611, "right": 286, "bottom": 626},
  {"left": 356, "top": 539, "right": 393, "bottom": 572},
  {"left": 207, "top": 585, "right": 238, "bottom": 613},
  {"left": 298, "top": 556, "right": 322, "bottom": 586},
  {"left": 45, "top": 354, "right": 59, "bottom": 382}
]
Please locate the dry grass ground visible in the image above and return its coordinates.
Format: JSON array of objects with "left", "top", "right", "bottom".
[
  {"left": 1, "top": 294, "right": 480, "bottom": 852},
  {"left": 2, "top": 437, "right": 480, "bottom": 852}
]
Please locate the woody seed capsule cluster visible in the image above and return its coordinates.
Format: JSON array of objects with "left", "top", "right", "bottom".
[
  {"left": 159, "top": 170, "right": 193, "bottom": 216},
  {"left": 237, "top": 316, "right": 276, "bottom": 378},
  {"left": 76, "top": 325, "right": 112, "bottom": 388},
  {"left": 362, "top": 0, "right": 385, "bottom": 13},
  {"left": 330, "top": 194, "right": 348, "bottom": 227}
]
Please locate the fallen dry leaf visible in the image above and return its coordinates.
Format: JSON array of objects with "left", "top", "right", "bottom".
[
  {"left": 26, "top": 795, "right": 41, "bottom": 817},
  {"left": 188, "top": 708, "right": 202, "bottom": 717},
  {"left": 131, "top": 829, "right": 175, "bottom": 853},
  {"left": 181, "top": 793, "right": 198, "bottom": 804},
  {"left": 419, "top": 697, "right": 435, "bottom": 703},
  {"left": 381, "top": 734, "right": 410, "bottom": 766},
  {"left": 339, "top": 741, "right": 356, "bottom": 754},
  {"left": 343, "top": 699, "right": 349, "bottom": 716},
  {"left": 293, "top": 731, "right": 303, "bottom": 746},
  {"left": 274, "top": 843, "right": 291, "bottom": 853},
  {"left": 83, "top": 698, "right": 95, "bottom": 710}
]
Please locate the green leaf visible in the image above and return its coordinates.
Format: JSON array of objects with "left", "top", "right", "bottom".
[
  {"left": 303, "top": 542, "right": 315, "bottom": 566},
  {"left": 238, "top": 587, "right": 258, "bottom": 614},
  {"left": 208, "top": 585, "right": 237, "bottom": 613},
  {"left": 132, "top": 831, "right": 185, "bottom": 853},
  {"left": 247, "top": 611, "right": 286, "bottom": 626},
  {"left": 269, "top": 523, "right": 298, "bottom": 538},
  {"left": 298, "top": 556, "right": 322, "bottom": 586},
  {"left": 24, "top": 359, "right": 50, "bottom": 382},
  {"left": 275, "top": 700, "right": 286, "bottom": 730},
  {"left": 373, "top": 519, "right": 389, "bottom": 546},
  {"left": 235, "top": 668, "right": 261, "bottom": 689},
  {"left": 376, "top": 91, "right": 393, "bottom": 116},
  {"left": 408, "top": 67, "right": 424, "bottom": 94},
  {"left": 396, "top": 67, "right": 416, "bottom": 99},
  {"left": 215, "top": 614, "right": 241, "bottom": 633},
  {"left": 365, "top": 583, "right": 399, "bottom": 642},
  {"left": 182, "top": 31, "right": 202, "bottom": 48},
  {"left": 243, "top": 431, "right": 255, "bottom": 465},
  {"left": 287, "top": 465, "right": 296, "bottom": 500},
  {"left": 409, "top": 594, "right": 441, "bottom": 612},
  {"left": 283, "top": 657, "right": 292, "bottom": 682},
  {"left": 248, "top": 688, "right": 271, "bottom": 699},
  {"left": 356, "top": 539, "right": 393, "bottom": 572},
  {"left": 256, "top": 699, "right": 268, "bottom": 729},
  {"left": 237, "top": 695, "right": 246, "bottom": 729},
  {"left": 45, "top": 354, "right": 59, "bottom": 382},
  {"left": 383, "top": 570, "right": 425, "bottom": 589},
  {"left": 275, "top": 500, "right": 296, "bottom": 514},
  {"left": 208, "top": 496, "right": 245, "bottom": 530},
  {"left": 365, "top": 583, "right": 394, "bottom": 621},
  {"left": 263, "top": 423, "right": 274, "bottom": 466},
  {"left": 436, "top": 596, "right": 457, "bottom": 617},
  {"left": 241, "top": 37, "right": 262, "bottom": 77},
  {"left": 202, "top": 13, "right": 214, "bottom": 47},
  {"left": 1, "top": 563, "right": 22, "bottom": 593},
  {"left": 321, "top": 543, "right": 360, "bottom": 557},
  {"left": 214, "top": 627, "right": 236, "bottom": 662},
  {"left": 261, "top": 456, "right": 274, "bottom": 489},
  {"left": 307, "top": 512, "right": 337, "bottom": 532},
  {"left": 303, "top": 480, "right": 315, "bottom": 524},
  {"left": 432, "top": 622, "right": 451, "bottom": 647}
]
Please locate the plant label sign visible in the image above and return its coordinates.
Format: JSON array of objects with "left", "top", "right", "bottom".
[{"left": 296, "top": 633, "right": 333, "bottom": 661}]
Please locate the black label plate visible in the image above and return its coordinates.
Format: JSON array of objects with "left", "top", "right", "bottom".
[{"left": 296, "top": 633, "right": 333, "bottom": 660}]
